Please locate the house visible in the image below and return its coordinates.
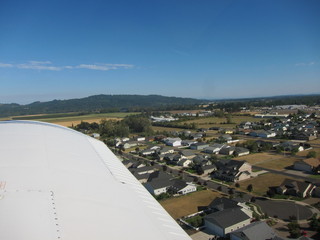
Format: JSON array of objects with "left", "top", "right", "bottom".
[
  {"left": 230, "top": 221, "right": 278, "bottom": 240},
  {"left": 190, "top": 132, "right": 203, "bottom": 140},
  {"left": 158, "top": 147, "right": 174, "bottom": 155},
  {"left": 202, "top": 164, "right": 217, "bottom": 175},
  {"left": 219, "top": 134, "right": 233, "bottom": 142},
  {"left": 177, "top": 158, "right": 193, "bottom": 168},
  {"left": 280, "top": 141, "right": 304, "bottom": 152},
  {"left": 179, "top": 150, "right": 196, "bottom": 159},
  {"left": 204, "top": 208, "right": 251, "bottom": 237},
  {"left": 164, "top": 137, "right": 182, "bottom": 147},
  {"left": 122, "top": 141, "right": 139, "bottom": 149},
  {"left": 275, "top": 179, "right": 315, "bottom": 198},
  {"left": 181, "top": 140, "right": 197, "bottom": 147},
  {"left": 239, "top": 122, "right": 252, "bottom": 129},
  {"left": 249, "top": 130, "right": 276, "bottom": 138},
  {"left": 164, "top": 153, "right": 186, "bottom": 165},
  {"left": 192, "top": 155, "right": 211, "bottom": 166},
  {"left": 294, "top": 158, "right": 320, "bottom": 173},
  {"left": 208, "top": 197, "right": 240, "bottom": 211},
  {"left": 134, "top": 136, "right": 146, "bottom": 141},
  {"left": 140, "top": 148, "right": 156, "bottom": 156},
  {"left": 170, "top": 179, "right": 197, "bottom": 195},
  {"left": 294, "top": 132, "right": 317, "bottom": 141},
  {"left": 213, "top": 160, "right": 252, "bottom": 182},
  {"left": 219, "top": 146, "right": 236, "bottom": 155},
  {"left": 223, "top": 129, "right": 234, "bottom": 134},
  {"left": 234, "top": 147, "right": 250, "bottom": 157},
  {"left": 143, "top": 171, "right": 172, "bottom": 196},
  {"left": 203, "top": 144, "right": 225, "bottom": 154},
  {"left": 91, "top": 133, "right": 100, "bottom": 138},
  {"left": 190, "top": 142, "right": 209, "bottom": 150}
]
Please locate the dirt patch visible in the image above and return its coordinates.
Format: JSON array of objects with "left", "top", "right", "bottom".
[{"left": 48, "top": 118, "right": 121, "bottom": 127}]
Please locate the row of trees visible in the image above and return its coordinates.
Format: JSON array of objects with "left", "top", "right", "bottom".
[{"left": 73, "top": 114, "right": 154, "bottom": 138}]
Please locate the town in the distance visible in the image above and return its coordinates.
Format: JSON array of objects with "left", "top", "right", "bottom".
[{"left": 2, "top": 94, "right": 320, "bottom": 240}]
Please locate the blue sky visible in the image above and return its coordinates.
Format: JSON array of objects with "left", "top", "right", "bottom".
[{"left": 0, "top": 0, "right": 319, "bottom": 104}]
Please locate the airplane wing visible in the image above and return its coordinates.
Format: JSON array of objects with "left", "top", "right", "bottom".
[{"left": 0, "top": 121, "right": 191, "bottom": 240}]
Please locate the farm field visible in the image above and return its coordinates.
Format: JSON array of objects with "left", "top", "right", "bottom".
[
  {"left": 2, "top": 112, "right": 138, "bottom": 127},
  {"left": 238, "top": 173, "right": 294, "bottom": 196},
  {"left": 159, "top": 190, "right": 222, "bottom": 219}
]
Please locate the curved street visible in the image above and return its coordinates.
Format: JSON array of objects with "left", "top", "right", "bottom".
[{"left": 121, "top": 151, "right": 318, "bottom": 222}]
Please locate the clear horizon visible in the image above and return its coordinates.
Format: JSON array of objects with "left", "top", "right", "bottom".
[{"left": 0, "top": 0, "right": 319, "bottom": 104}]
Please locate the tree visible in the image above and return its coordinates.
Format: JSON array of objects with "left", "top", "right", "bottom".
[
  {"left": 247, "top": 184, "right": 253, "bottom": 192},
  {"left": 287, "top": 221, "right": 301, "bottom": 238},
  {"left": 228, "top": 188, "right": 235, "bottom": 195},
  {"left": 307, "top": 151, "right": 317, "bottom": 158},
  {"left": 267, "top": 188, "right": 276, "bottom": 198},
  {"left": 309, "top": 214, "right": 320, "bottom": 231}
]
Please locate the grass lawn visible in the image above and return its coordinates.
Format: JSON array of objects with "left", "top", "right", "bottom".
[
  {"left": 159, "top": 190, "right": 222, "bottom": 219},
  {"left": 238, "top": 173, "right": 293, "bottom": 196}
]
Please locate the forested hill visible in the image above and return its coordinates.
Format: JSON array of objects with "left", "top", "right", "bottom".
[{"left": 0, "top": 94, "right": 206, "bottom": 117}]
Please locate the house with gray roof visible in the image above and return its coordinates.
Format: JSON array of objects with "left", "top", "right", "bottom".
[
  {"left": 204, "top": 208, "right": 251, "bottom": 237},
  {"left": 179, "top": 149, "right": 196, "bottom": 159},
  {"left": 203, "top": 143, "right": 225, "bottom": 154},
  {"left": 190, "top": 142, "right": 209, "bottom": 150},
  {"left": 234, "top": 147, "right": 250, "bottom": 157},
  {"left": 275, "top": 179, "right": 315, "bottom": 198},
  {"left": 230, "top": 221, "right": 278, "bottom": 240},
  {"left": 143, "top": 171, "right": 173, "bottom": 196},
  {"left": 170, "top": 179, "right": 197, "bottom": 195},
  {"left": 212, "top": 160, "right": 252, "bottom": 182},
  {"left": 219, "top": 146, "right": 236, "bottom": 155}
]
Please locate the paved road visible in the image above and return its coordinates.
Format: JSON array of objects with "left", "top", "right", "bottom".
[
  {"left": 253, "top": 166, "right": 319, "bottom": 183},
  {"left": 120, "top": 151, "right": 316, "bottom": 222},
  {"left": 255, "top": 197, "right": 313, "bottom": 221}
]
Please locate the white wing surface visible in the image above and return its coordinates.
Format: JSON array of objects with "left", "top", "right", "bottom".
[{"left": 0, "top": 121, "right": 191, "bottom": 240}]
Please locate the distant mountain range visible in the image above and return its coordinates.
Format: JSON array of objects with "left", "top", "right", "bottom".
[
  {"left": 0, "top": 94, "right": 207, "bottom": 117},
  {"left": 1, "top": 93, "right": 319, "bottom": 118}
]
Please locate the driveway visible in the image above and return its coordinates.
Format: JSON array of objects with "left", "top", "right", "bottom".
[{"left": 255, "top": 198, "right": 313, "bottom": 221}]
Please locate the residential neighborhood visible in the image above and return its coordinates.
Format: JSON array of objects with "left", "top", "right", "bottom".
[{"left": 76, "top": 104, "right": 320, "bottom": 240}]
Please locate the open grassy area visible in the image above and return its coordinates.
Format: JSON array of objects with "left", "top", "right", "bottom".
[
  {"left": 234, "top": 152, "right": 304, "bottom": 171},
  {"left": 255, "top": 156, "right": 302, "bottom": 170},
  {"left": 238, "top": 173, "right": 293, "bottom": 196},
  {"left": 152, "top": 126, "right": 189, "bottom": 133},
  {"left": 181, "top": 115, "right": 257, "bottom": 129},
  {"left": 159, "top": 190, "right": 222, "bottom": 219},
  {"left": 234, "top": 152, "right": 284, "bottom": 165}
]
